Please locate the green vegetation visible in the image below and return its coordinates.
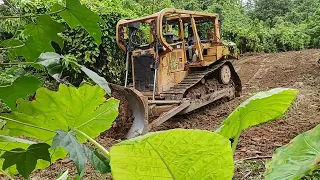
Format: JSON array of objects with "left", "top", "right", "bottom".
[
  {"left": 1, "top": 0, "right": 320, "bottom": 86},
  {"left": 265, "top": 125, "right": 320, "bottom": 180},
  {"left": 0, "top": 0, "right": 319, "bottom": 179},
  {"left": 0, "top": 76, "right": 299, "bottom": 179}
]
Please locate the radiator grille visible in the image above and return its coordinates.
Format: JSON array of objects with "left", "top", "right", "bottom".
[{"left": 133, "top": 54, "right": 155, "bottom": 92}]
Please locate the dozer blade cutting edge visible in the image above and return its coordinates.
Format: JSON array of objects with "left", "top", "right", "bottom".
[
  {"left": 109, "top": 84, "right": 149, "bottom": 139},
  {"left": 110, "top": 84, "right": 192, "bottom": 139},
  {"left": 110, "top": 83, "right": 236, "bottom": 139}
]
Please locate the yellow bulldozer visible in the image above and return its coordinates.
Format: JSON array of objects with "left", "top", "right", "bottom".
[{"left": 111, "top": 8, "right": 242, "bottom": 139}]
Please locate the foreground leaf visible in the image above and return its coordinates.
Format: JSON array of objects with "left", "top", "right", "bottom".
[
  {"left": 0, "top": 76, "right": 41, "bottom": 110},
  {"left": 38, "top": 52, "right": 111, "bottom": 94},
  {"left": 4, "top": 84, "right": 118, "bottom": 141},
  {"left": 51, "top": 0, "right": 104, "bottom": 44},
  {"left": 1, "top": 143, "right": 51, "bottom": 179},
  {"left": 0, "top": 38, "right": 54, "bottom": 62},
  {"left": 80, "top": 66, "right": 111, "bottom": 95},
  {"left": 265, "top": 124, "right": 320, "bottom": 180},
  {"left": 1, "top": 84, "right": 118, "bottom": 174},
  {"left": 85, "top": 147, "right": 110, "bottom": 174},
  {"left": 0, "top": 135, "right": 35, "bottom": 145},
  {"left": 110, "top": 129, "right": 234, "bottom": 180},
  {"left": 218, "top": 88, "right": 298, "bottom": 139},
  {"left": 38, "top": 52, "right": 64, "bottom": 81},
  {"left": 24, "top": 15, "right": 65, "bottom": 48},
  {"left": 52, "top": 130, "right": 87, "bottom": 176},
  {"left": 52, "top": 130, "right": 111, "bottom": 175}
]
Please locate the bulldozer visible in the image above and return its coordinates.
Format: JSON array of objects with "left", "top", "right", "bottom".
[{"left": 111, "top": 8, "right": 242, "bottom": 139}]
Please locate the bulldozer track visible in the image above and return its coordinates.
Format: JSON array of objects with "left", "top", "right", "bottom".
[{"left": 162, "top": 60, "right": 235, "bottom": 100}]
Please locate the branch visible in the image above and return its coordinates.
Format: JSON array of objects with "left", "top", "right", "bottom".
[
  {"left": 235, "top": 155, "right": 272, "bottom": 163},
  {"left": 0, "top": 62, "right": 35, "bottom": 66},
  {"left": 0, "top": 8, "right": 66, "bottom": 19},
  {"left": 0, "top": 44, "right": 25, "bottom": 50}
]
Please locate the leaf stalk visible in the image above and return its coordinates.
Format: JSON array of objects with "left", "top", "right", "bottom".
[
  {"left": 0, "top": 8, "right": 67, "bottom": 19},
  {"left": 0, "top": 116, "right": 55, "bottom": 133},
  {"left": 74, "top": 129, "right": 110, "bottom": 159}
]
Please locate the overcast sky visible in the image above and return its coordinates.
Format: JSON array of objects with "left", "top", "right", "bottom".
[{"left": 0, "top": 0, "right": 3, "bottom": 5}]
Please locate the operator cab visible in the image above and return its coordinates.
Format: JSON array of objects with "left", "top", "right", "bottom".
[{"left": 116, "top": 9, "right": 237, "bottom": 97}]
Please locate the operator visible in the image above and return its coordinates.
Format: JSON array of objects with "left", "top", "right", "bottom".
[{"left": 186, "top": 25, "right": 201, "bottom": 63}]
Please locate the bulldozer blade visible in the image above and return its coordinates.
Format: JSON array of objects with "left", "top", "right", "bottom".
[
  {"left": 109, "top": 84, "right": 149, "bottom": 139},
  {"left": 149, "top": 100, "right": 191, "bottom": 128}
]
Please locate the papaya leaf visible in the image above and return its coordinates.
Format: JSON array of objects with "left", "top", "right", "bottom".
[
  {"left": 265, "top": 124, "right": 320, "bottom": 180},
  {"left": 52, "top": 130, "right": 87, "bottom": 176},
  {"left": 0, "top": 135, "right": 35, "bottom": 145},
  {"left": 0, "top": 132, "right": 41, "bottom": 175},
  {"left": 217, "top": 88, "right": 298, "bottom": 139},
  {"left": 0, "top": 76, "right": 41, "bottom": 110},
  {"left": 0, "top": 37, "right": 54, "bottom": 62},
  {"left": 1, "top": 84, "right": 119, "bottom": 175},
  {"left": 80, "top": 66, "right": 111, "bottom": 95},
  {"left": 85, "top": 147, "right": 110, "bottom": 174},
  {"left": 38, "top": 52, "right": 111, "bottom": 94},
  {"left": 38, "top": 52, "right": 64, "bottom": 81},
  {"left": 0, "top": 38, "right": 54, "bottom": 62},
  {"left": 110, "top": 129, "right": 234, "bottom": 180},
  {"left": 24, "top": 15, "right": 65, "bottom": 49},
  {"left": 1, "top": 143, "right": 51, "bottom": 179},
  {"left": 3, "top": 84, "right": 118, "bottom": 142},
  {"left": 51, "top": 0, "right": 104, "bottom": 45}
]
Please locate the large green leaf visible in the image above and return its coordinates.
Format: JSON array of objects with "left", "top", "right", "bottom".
[
  {"left": 110, "top": 129, "right": 234, "bottom": 180},
  {"left": 217, "top": 88, "right": 298, "bottom": 139},
  {"left": 80, "top": 66, "right": 111, "bottom": 95},
  {"left": 52, "top": 130, "right": 111, "bottom": 176},
  {"left": 52, "top": 130, "right": 87, "bottom": 176},
  {"left": 265, "top": 124, "right": 320, "bottom": 180},
  {"left": 0, "top": 76, "right": 41, "bottom": 110},
  {"left": 38, "top": 52, "right": 64, "bottom": 81},
  {"left": 51, "top": 0, "right": 104, "bottom": 45},
  {"left": 24, "top": 15, "right": 65, "bottom": 48},
  {"left": 85, "top": 147, "right": 110, "bottom": 174},
  {"left": 3, "top": 84, "right": 118, "bottom": 141},
  {"left": 38, "top": 52, "right": 111, "bottom": 94},
  {"left": 1, "top": 143, "right": 51, "bottom": 179},
  {"left": 0, "top": 84, "right": 119, "bottom": 174},
  {"left": 0, "top": 135, "right": 35, "bottom": 145},
  {"left": 0, "top": 38, "right": 54, "bottom": 62}
]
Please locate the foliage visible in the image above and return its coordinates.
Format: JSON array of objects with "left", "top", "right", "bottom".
[
  {"left": 0, "top": 83, "right": 298, "bottom": 179},
  {"left": 217, "top": 88, "right": 298, "bottom": 151},
  {"left": 38, "top": 52, "right": 112, "bottom": 94},
  {"left": 51, "top": 0, "right": 105, "bottom": 45},
  {"left": 1, "top": 143, "right": 51, "bottom": 179},
  {"left": 0, "top": 84, "right": 119, "bottom": 176},
  {"left": 0, "top": 76, "right": 41, "bottom": 110},
  {"left": 265, "top": 124, "right": 320, "bottom": 180},
  {"left": 110, "top": 129, "right": 234, "bottom": 180}
]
